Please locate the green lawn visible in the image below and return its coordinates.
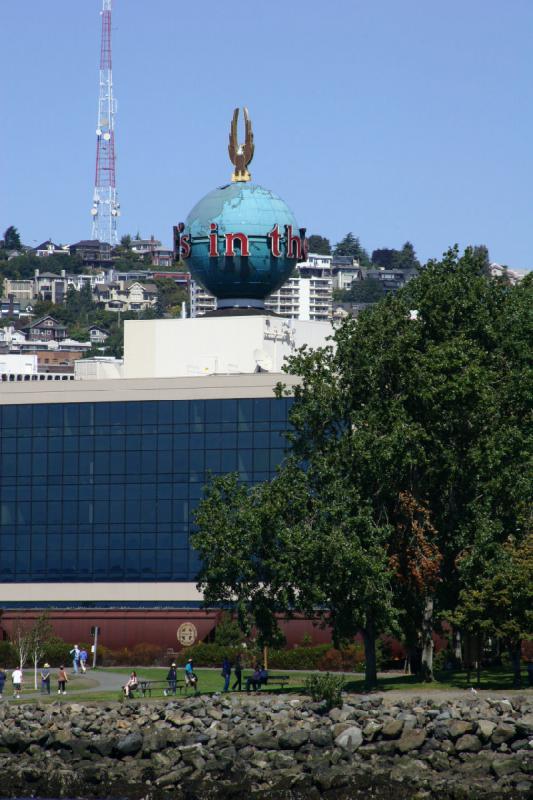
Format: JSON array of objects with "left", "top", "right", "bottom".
[
  {"left": 110, "top": 667, "right": 308, "bottom": 695},
  {"left": 110, "top": 665, "right": 532, "bottom": 694},
  {"left": 9, "top": 665, "right": 531, "bottom": 705}
]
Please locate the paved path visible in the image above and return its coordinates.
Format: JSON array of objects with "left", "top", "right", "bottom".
[{"left": 2, "top": 668, "right": 126, "bottom": 701}]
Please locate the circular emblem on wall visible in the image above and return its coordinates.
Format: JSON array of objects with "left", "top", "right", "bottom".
[{"left": 177, "top": 622, "right": 198, "bottom": 647}]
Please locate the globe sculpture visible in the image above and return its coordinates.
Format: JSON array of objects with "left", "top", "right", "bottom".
[{"left": 178, "top": 108, "right": 306, "bottom": 310}]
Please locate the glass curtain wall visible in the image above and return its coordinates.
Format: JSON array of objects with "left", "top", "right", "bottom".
[{"left": 0, "top": 398, "right": 291, "bottom": 582}]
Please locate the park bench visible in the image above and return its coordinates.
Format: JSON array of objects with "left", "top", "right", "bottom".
[
  {"left": 244, "top": 672, "right": 291, "bottom": 691},
  {"left": 264, "top": 674, "right": 290, "bottom": 689},
  {"left": 137, "top": 679, "right": 184, "bottom": 697}
]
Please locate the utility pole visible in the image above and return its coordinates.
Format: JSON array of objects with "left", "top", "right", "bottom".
[
  {"left": 90, "top": 0, "right": 120, "bottom": 245},
  {"left": 91, "top": 626, "right": 100, "bottom": 669}
]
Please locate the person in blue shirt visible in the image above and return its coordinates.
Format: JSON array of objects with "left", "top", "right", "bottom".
[
  {"left": 40, "top": 663, "right": 51, "bottom": 695},
  {"left": 184, "top": 658, "right": 197, "bottom": 691},
  {"left": 0, "top": 667, "right": 5, "bottom": 698},
  {"left": 221, "top": 656, "right": 231, "bottom": 692},
  {"left": 165, "top": 663, "right": 177, "bottom": 696},
  {"left": 69, "top": 645, "right": 80, "bottom": 674},
  {"left": 79, "top": 649, "right": 88, "bottom": 674}
]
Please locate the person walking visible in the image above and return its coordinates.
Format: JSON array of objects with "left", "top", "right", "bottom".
[
  {"left": 0, "top": 667, "right": 6, "bottom": 699},
  {"left": 57, "top": 666, "right": 68, "bottom": 695},
  {"left": 69, "top": 645, "right": 80, "bottom": 675},
  {"left": 221, "top": 656, "right": 231, "bottom": 692},
  {"left": 232, "top": 654, "right": 242, "bottom": 691},
  {"left": 40, "top": 663, "right": 51, "bottom": 695},
  {"left": 165, "top": 663, "right": 177, "bottom": 696},
  {"left": 184, "top": 657, "right": 197, "bottom": 691},
  {"left": 79, "top": 648, "right": 88, "bottom": 674},
  {"left": 11, "top": 666, "right": 23, "bottom": 699}
]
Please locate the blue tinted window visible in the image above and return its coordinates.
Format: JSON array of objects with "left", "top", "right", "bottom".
[{"left": 0, "top": 396, "right": 290, "bottom": 582}]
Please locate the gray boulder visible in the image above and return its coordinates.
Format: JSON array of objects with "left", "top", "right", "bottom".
[
  {"left": 456, "top": 734, "right": 482, "bottom": 753},
  {"left": 382, "top": 719, "right": 404, "bottom": 739},
  {"left": 492, "top": 723, "right": 517, "bottom": 745},
  {"left": 397, "top": 728, "right": 426, "bottom": 753},
  {"left": 278, "top": 729, "right": 309, "bottom": 749},
  {"left": 334, "top": 725, "right": 363, "bottom": 752},
  {"left": 116, "top": 732, "right": 143, "bottom": 756}
]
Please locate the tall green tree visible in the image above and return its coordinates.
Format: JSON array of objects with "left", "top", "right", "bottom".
[
  {"left": 333, "top": 233, "right": 371, "bottom": 267},
  {"left": 371, "top": 241, "right": 420, "bottom": 271},
  {"left": 154, "top": 277, "right": 187, "bottom": 316},
  {"left": 340, "top": 279, "right": 385, "bottom": 304},
  {"left": 280, "top": 246, "right": 531, "bottom": 680},
  {"left": 307, "top": 235, "right": 331, "bottom": 255},
  {"left": 3, "top": 226, "right": 21, "bottom": 250},
  {"left": 193, "top": 471, "right": 308, "bottom": 649},
  {"left": 195, "top": 247, "right": 531, "bottom": 686},
  {"left": 453, "top": 534, "right": 532, "bottom": 686}
]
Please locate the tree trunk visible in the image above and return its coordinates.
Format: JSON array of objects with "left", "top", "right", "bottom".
[
  {"left": 453, "top": 628, "right": 462, "bottom": 665},
  {"left": 420, "top": 595, "right": 434, "bottom": 682},
  {"left": 363, "top": 624, "right": 378, "bottom": 690},
  {"left": 507, "top": 640, "right": 522, "bottom": 688}
]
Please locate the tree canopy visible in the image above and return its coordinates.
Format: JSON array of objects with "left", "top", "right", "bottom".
[
  {"left": 2, "top": 226, "right": 21, "bottom": 250},
  {"left": 194, "top": 246, "right": 532, "bottom": 686},
  {"left": 333, "top": 233, "right": 371, "bottom": 267},
  {"left": 307, "top": 235, "right": 331, "bottom": 255},
  {"left": 371, "top": 241, "right": 420, "bottom": 271}
]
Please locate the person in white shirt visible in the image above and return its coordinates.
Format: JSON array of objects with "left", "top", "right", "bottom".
[{"left": 11, "top": 667, "right": 23, "bottom": 699}]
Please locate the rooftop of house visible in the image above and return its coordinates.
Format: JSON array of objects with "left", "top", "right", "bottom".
[
  {"left": 24, "top": 316, "right": 66, "bottom": 330},
  {"left": 34, "top": 240, "right": 67, "bottom": 251},
  {"left": 70, "top": 240, "right": 111, "bottom": 249}
]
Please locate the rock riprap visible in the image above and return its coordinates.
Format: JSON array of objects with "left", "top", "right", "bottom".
[{"left": 0, "top": 694, "right": 531, "bottom": 799}]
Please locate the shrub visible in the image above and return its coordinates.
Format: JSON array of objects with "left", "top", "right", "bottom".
[
  {"left": 304, "top": 672, "right": 345, "bottom": 709},
  {"left": 170, "top": 642, "right": 368, "bottom": 671},
  {"left": 42, "top": 639, "right": 70, "bottom": 667},
  {"left": 268, "top": 644, "right": 330, "bottom": 670},
  {"left": 433, "top": 648, "right": 462, "bottom": 673},
  {"left": 317, "top": 645, "right": 365, "bottom": 673},
  {"left": 0, "top": 640, "right": 17, "bottom": 668},
  {"left": 131, "top": 643, "right": 166, "bottom": 666},
  {"left": 174, "top": 643, "right": 253, "bottom": 668},
  {"left": 42, "top": 638, "right": 78, "bottom": 667},
  {"left": 213, "top": 613, "right": 245, "bottom": 646}
]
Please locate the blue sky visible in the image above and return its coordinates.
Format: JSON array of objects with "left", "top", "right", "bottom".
[{"left": 1, "top": 0, "right": 532, "bottom": 269}]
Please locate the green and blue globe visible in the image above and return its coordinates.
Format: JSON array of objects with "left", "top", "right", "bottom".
[{"left": 185, "top": 182, "right": 299, "bottom": 307}]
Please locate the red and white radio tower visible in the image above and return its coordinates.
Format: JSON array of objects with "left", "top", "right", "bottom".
[{"left": 90, "top": 0, "right": 120, "bottom": 245}]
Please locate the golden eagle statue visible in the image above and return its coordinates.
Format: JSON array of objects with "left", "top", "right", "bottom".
[{"left": 228, "top": 107, "right": 254, "bottom": 182}]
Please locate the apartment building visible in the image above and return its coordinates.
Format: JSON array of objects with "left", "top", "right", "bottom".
[{"left": 265, "top": 253, "right": 333, "bottom": 321}]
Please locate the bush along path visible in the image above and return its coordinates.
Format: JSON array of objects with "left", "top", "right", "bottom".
[{"left": 0, "top": 693, "right": 531, "bottom": 799}]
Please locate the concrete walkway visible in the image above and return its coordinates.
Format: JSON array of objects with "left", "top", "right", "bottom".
[{"left": 1, "top": 668, "right": 126, "bottom": 701}]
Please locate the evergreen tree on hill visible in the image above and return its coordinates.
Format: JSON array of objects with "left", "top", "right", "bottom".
[
  {"left": 333, "top": 232, "right": 371, "bottom": 267},
  {"left": 307, "top": 235, "right": 331, "bottom": 255},
  {"left": 372, "top": 241, "right": 420, "bottom": 271},
  {"left": 2, "top": 226, "right": 21, "bottom": 250}
]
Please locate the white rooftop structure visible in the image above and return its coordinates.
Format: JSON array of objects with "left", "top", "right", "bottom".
[{"left": 123, "top": 315, "right": 333, "bottom": 379}]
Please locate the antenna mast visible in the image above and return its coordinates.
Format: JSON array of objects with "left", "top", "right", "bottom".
[{"left": 90, "top": 0, "right": 120, "bottom": 245}]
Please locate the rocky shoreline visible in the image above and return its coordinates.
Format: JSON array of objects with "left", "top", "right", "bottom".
[{"left": 0, "top": 694, "right": 531, "bottom": 799}]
